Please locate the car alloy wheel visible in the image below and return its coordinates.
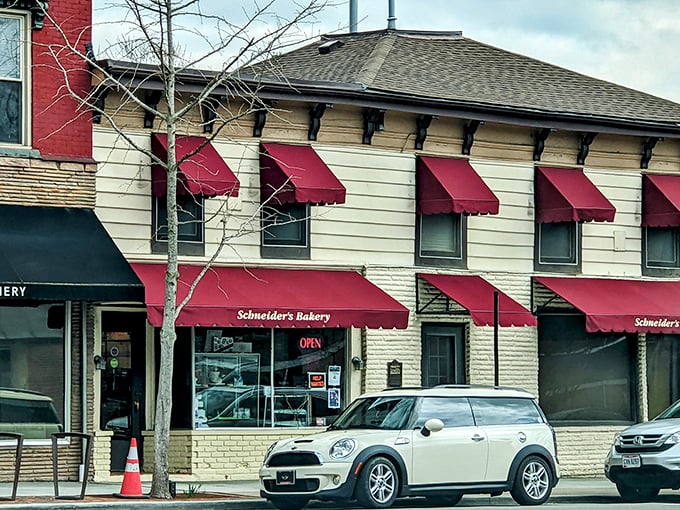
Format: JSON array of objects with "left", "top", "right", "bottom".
[
  {"left": 510, "top": 456, "right": 552, "bottom": 505},
  {"left": 356, "top": 456, "right": 399, "bottom": 508}
]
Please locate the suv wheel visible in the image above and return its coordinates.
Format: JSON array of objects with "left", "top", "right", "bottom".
[
  {"left": 510, "top": 456, "right": 552, "bottom": 505},
  {"left": 615, "top": 482, "right": 659, "bottom": 502},
  {"left": 355, "top": 456, "right": 399, "bottom": 508},
  {"left": 269, "top": 496, "right": 309, "bottom": 510}
]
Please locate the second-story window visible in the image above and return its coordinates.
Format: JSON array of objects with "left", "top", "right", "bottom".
[
  {"left": 261, "top": 203, "right": 310, "bottom": 259},
  {"left": 416, "top": 212, "right": 465, "bottom": 267},
  {"left": 644, "top": 227, "right": 680, "bottom": 271},
  {"left": 415, "top": 156, "right": 499, "bottom": 269},
  {"left": 152, "top": 194, "right": 204, "bottom": 256},
  {"left": 0, "top": 15, "right": 25, "bottom": 145},
  {"left": 534, "top": 166, "right": 616, "bottom": 273},
  {"left": 642, "top": 174, "right": 680, "bottom": 277},
  {"left": 536, "top": 221, "right": 581, "bottom": 268}
]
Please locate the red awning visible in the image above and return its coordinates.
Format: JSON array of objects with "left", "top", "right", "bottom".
[
  {"left": 534, "top": 276, "right": 680, "bottom": 333},
  {"left": 535, "top": 166, "right": 615, "bottom": 223},
  {"left": 417, "top": 156, "right": 499, "bottom": 215},
  {"left": 260, "top": 143, "right": 346, "bottom": 205},
  {"left": 417, "top": 273, "right": 536, "bottom": 327},
  {"left": 131, "top": 264, "right": 408, "bottom": 329},
  {"left": 643, "top": 174, "right": 680, "bottom": 227},
  {"left": 151, "top": 133, "right": 240, "bottom": 197}
]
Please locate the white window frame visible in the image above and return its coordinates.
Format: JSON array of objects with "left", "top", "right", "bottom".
[{"left": 0, "top": 11, "right": 30, "bottom": 147}]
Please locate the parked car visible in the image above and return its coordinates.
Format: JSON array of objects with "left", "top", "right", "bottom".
[
  {"left": 259, "top": 385, "right": 559, "bottom": 509},
  {"left": 0, "top": 388, "right": 63, "bottom": 439},
  {"left": 605, "top": 398, "right": 680, "bottom": 501}
]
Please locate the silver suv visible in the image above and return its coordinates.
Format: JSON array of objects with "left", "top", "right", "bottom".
[
  {"left": 259, "top": 385, "right": 559, "bottom": 509},
  {"left": 605, "top": 399, "right": 680, "bottom": 501}
]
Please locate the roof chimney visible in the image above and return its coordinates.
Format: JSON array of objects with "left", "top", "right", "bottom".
[
  {"left": 387, "top": 0, "right": 396, "bottom": 29},
  {"left": 349, "top": 0, "right": 358, "bottom": 33}
]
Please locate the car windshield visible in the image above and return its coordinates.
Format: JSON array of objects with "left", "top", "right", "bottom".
[
  {"left": 329, "top": 395, "right": 416, "bottom": 430},
  {"left": 654, "top": 399, "right": 680, "bottom": 420}
]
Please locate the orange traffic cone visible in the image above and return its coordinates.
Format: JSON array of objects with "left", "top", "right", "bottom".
[{"left": 114, "top": 438, "right": 149, "bottom": 498}]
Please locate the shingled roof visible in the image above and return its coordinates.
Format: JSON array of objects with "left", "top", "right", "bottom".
[{"left": 244, "top": 29, "right": 680, "bottom": 136}]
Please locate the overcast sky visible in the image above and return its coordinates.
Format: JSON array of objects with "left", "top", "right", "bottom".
[{"left": 92, "top": 0, "right": 680, "bottom": 103}]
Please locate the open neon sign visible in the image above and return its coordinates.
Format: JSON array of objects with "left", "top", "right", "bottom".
[{"left": 299, "top": 337, "right": 322, "bottom": 349}]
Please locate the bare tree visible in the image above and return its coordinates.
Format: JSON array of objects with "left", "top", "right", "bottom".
[{"left": 40, "top": 0, "right": 330, "bottom": 498}]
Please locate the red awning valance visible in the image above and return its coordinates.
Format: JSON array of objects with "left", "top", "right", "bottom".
[
  {"left": 260, "top": 143, "right": 346, "bottom": 205},
  {"left": 535, "top": 166, "right": 615, "bottom": 223},
  {"left": 131, "top": 264, "right": 408, "bottom": 329},
  {"left": 417, "top": 156, "right": 499, "bottom": 215},
  {"left": 151, "top": 133, "right": 240, "bottom": 197},
  {"left": 643, "top": 174, "right": 680, "bottom": 227},
  {"left": 534, "top": 276, "right": 680, "bottom": 333},
  {"left": 417, "top": 273, "right": 536, "bottom": 327}
]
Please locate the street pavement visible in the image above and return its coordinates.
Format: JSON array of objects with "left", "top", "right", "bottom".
[{"left": 0, "top": 476, "right": 650, "bottom": 509}]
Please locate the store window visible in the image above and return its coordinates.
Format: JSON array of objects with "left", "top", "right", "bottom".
[
  {"left": 0, "top": 304, "right": 65, "bottom": 440},
  {"left": 190, "top": 327, "right": 345, "bottom": 428},
  {"left": 535, "top": 221, "right": 581, "bottom": 272},
  {"left": 646, "top": 334, "right": 680, "bottom": 419},
  {"left": 416, "top": 213, "right": 466, "bottom": 267},
  {"left": 643, "top": 227, "right": 680, "bottom": 276},
  {"left": 0, "top": 14, "right": 25, "bottom": 145},
  {"left": 152, "top": 193, "right": 204, "bottom": 256},
  {"left": 538, "top": 314, "right": 635, "bottom": 424},
  {"left": 261, "top": 203, "right": 310, "bottom": 259}
]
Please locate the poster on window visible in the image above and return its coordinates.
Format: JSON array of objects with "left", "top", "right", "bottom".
[
  {"left": 328, "top": 388, "right": 341, "bottom": 409},
  {"left": 328, "top": 365, "right": 341, "bottom": 386}
]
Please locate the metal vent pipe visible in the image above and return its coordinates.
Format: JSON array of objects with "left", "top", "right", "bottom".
[
  {"left": 350, "top": 0, "right": 358, "bottom": 32},
  {"left": 387, "top": 0, "right": 396, "bottom": 29}
]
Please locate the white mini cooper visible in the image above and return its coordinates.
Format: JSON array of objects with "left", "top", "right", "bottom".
[{"left": 259, "top": 386, "right": 559, "bottom": 509}]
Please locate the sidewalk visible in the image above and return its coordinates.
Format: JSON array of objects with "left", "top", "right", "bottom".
[{"left": 0, "top": 477, "right": 625, "bottom": 509}]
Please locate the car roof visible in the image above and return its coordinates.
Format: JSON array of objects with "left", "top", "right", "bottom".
[
  {"left": 0, "top": 387, "right": 55, "bottom": 402},
  {"left": 360, "top": 385, "right": 536, "bottom": 400}
]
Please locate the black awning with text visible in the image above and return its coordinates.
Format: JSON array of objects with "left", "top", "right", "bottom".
[{"left": 0, "top": 205, "right": 143, "bottom": 301}]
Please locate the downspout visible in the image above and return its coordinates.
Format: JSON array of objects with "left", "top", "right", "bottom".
[
  {"left": 81, "top": 302, "right": 88, "bottom": 481},
  {"left": 387, "top": 0, "right": 396, "bottom": 29},
  {"left": 349, "top": 0, "right": 358, "bottom": 33}
]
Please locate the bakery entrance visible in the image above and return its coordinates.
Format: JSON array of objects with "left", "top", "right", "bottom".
[{"left": 99, "top": 310, "right": 147, "bottom": 471}]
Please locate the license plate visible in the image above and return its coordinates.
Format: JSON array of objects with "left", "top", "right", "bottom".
[
  {"left": 622, "top": 454, "right": 641, "bottom": 469},
  {"left": 276, "top": 470, "right": 296, "bottom": 485}
]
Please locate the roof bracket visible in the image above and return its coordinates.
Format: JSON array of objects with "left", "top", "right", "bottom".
[
  {"left": 308, "top": 103, "right": 332, "bottom": 141},
  {"left": 641, "top": 136, "right": 663, "bottom": 169},
  {"left": 91, "top": 84, "right": 111, "bottom": 124},
  {"left": 201, "top": 97, "right": 220, "bottom": 134},
  {"left": 415, "top": 115, "right": 437, "bottom": 150},
  {"left": 143, "top": 90, "right": 163, "bottom": 129},
  {"left": 253, "top": 101, "right": 276, "bottom": 137},
  {"left": 462, "top": 120, "right": 484, "bottom": 155},
  {"left": 362, "top": 108, "right": 385, "bottom": 144},
  {"left": 533, "top": 128, "right": 555, "bottom": 161},
  {"left": 577, "top": 132, "right": 598, "bottom": 165}
]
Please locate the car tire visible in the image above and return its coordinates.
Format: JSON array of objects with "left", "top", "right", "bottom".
[
  {"left": 615, "top": 482, "right": 659, "bottom": 502},
  {"left": 424, "top": 493, "right": 463, "bottom": 507},
  {"left": 510, "top": 455, "right": 553, "bottom": 505},
  {"left": 268, "top": 496, "right": 309, "bottom": 510},
  {"left": 355, "top": 456, "right": 399, "bottom": 508}
]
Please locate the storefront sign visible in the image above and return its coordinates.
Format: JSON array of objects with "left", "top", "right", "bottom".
[
  {"left": 299, "top": 337, "right": 322, "bottom": 350},
  {"left": 634, "top": 317, "right": 680, "bottom": 329},
  {"left": 236, "top": 309, "right": 331, "bottom": 324},
  {"left": 308, "top": 372, "right": 326, "bottom": 389},
  {"left": 387, "top": 359, "right": 402, "bottom": 388},
  {"left": 0, "top": 285, "right": 26, "bottom": 298}
]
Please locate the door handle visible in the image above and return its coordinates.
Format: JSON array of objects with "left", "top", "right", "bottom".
[
  {"left": 471, "top": 434, "right": 485, "bottom": 442},
  {"left": 134, "top": 400, "right": 140, "bottom": 411}
]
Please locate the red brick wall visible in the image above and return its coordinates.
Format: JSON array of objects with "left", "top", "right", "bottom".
[{"left": 31, "top": 0, "right": 92, "bottom": 160}]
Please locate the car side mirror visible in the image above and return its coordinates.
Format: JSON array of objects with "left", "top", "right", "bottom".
[{"left": 420, "top": 418, "right": 444, "bottom": 437}]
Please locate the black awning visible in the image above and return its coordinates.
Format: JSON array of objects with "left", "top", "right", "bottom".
[{"left": 0, "top": 205, "right": 144, "bottom": 301}]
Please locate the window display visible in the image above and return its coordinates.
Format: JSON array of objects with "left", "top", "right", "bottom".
[{"left": 193, "top": 327, "right": 346, "bottom": 428}]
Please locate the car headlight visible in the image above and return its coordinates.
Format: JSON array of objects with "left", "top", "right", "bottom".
[
  {"left": 613, "top": 433, "right": 621, "bottom": 446},
  {"left": 264, "top": 441, "right": 278, "bottom": 461},
  {"left": 329, "top": 438, "right": 356, "bottom": 459},
  {"left": 665, "top": 433, "right": 680, "bottom": 445}
]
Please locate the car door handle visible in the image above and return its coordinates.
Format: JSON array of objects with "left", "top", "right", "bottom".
[{"left": 471, "top": 434, "right": 485, "bottom": 442}]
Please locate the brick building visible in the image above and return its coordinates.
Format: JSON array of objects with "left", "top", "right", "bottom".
[
  {"left": 89, "top": 28, "right": 680, "bottom": 481},
  {"left": 0, "top": 0, "right": 141, "bottom": 481}
]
